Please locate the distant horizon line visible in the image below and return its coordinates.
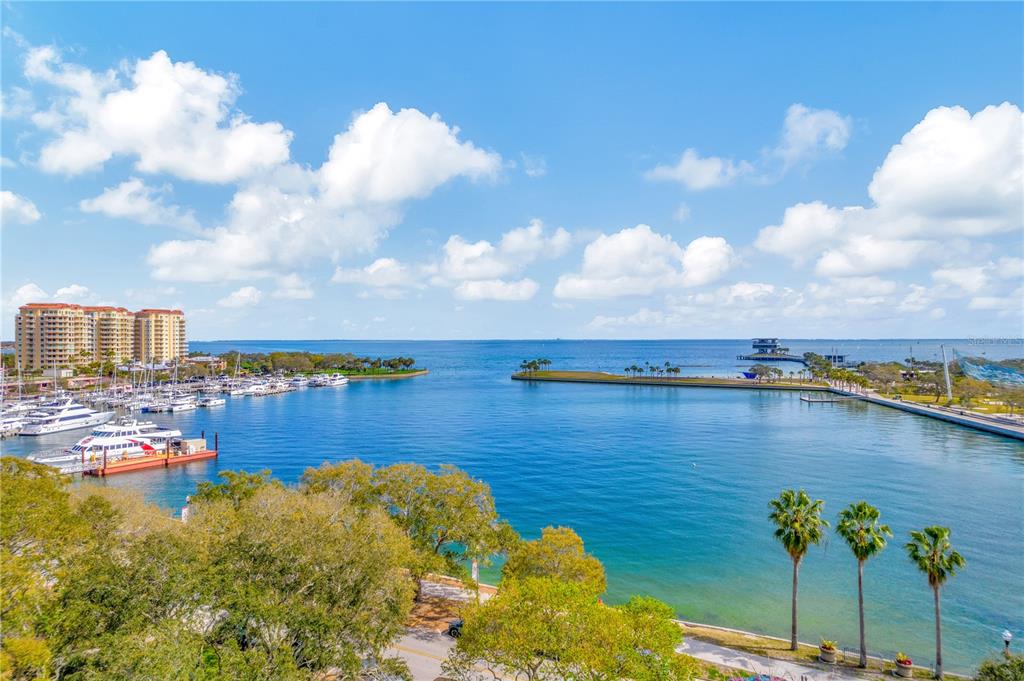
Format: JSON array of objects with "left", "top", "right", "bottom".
[
  {"left": 184, "top": 337, "right": 1001, "bottom": 343},
  {"left": 1, "top": 336, "right": 1012, "bottom": 344}
]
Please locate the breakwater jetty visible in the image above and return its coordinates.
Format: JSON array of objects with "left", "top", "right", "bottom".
[{"left": 511, "top": 371, "right": 828, "bottom": 391}]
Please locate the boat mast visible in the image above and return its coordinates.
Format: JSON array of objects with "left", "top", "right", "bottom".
[{"left": 940, "top": 344, "right": 953, "bottom": 403}]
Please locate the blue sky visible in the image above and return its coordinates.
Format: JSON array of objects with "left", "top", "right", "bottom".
[{"left": 2, "top": 2, "right": 1021, "bottom": 340}]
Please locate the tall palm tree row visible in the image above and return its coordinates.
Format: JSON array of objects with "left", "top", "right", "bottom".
[
  {"left": 836, "top": 501, "right": 892, "bottom": 668},
  {"left": 906, "top": 526, "right": 965, "bottom": 680},
  {"left": 768, "top": 489, "right": 829, "bottom": 651},
  {"left": 769, "top": 492, "right": 966, "bottom": 679}
]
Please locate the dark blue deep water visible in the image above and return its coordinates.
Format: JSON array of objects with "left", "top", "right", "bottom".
[{"left": 4, "top": 339, "right": 1022, "bottom": 672}]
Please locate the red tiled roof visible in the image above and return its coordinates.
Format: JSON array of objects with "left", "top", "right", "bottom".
[
  {"left": 84, "top": 306, "right": 133, "bottom": 313},
  {"left": 19, "top": 303, "right": 84, "bottom": 310},
  {"left": 136, "top": 308, "right": 184, "bottom": 315}
]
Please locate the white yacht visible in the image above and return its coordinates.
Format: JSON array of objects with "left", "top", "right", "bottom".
[
  {"left": 1, "top": 416, "right": 26, "bottom": 438},
  {"left": 28, "top": 419, "right": 183, "bottom": 466},
  {"left": 197, "top": 395, "right": 226, "bottom": 407},
  {"left": 167, "top": 394, "right": 198, "bottom": 412},
  {"left": 19, "top": 399, "right": 115, "bottom": 436},
  {"left": 310, "top": 373, "right": 349, "bottom": 387}
]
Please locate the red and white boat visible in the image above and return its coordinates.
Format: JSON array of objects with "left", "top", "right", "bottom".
[{"left": 28, "top": 419, "right": 183, "bottom": 467}]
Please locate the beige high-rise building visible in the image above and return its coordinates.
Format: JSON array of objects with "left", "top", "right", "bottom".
[
  {"left": 14, "top": 304, "right": 93, "bottom": 370},
  {"left": 15, "top": 303, "right": 188, "bottom": 370},
  {"left": 84, "top": 307, "right": 136, "bottom": 363},
  {"left": 134, "top": 309, "right": 187, "bottom": 364}
]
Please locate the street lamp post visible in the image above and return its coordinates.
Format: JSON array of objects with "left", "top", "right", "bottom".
[{"left": 1003, "top": 630, "right": 1013, "bottom": 657}]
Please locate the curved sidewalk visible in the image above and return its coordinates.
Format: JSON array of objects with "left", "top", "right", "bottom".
[{"left": 679, "top": 638, "right": 871, "bottom": 681}]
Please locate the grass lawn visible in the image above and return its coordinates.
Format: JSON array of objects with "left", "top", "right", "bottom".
[{"left": 880, "top": 392, "right": 1020, "bottom": 416}]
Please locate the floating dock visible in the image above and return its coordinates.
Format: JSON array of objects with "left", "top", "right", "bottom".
[
  {"left": 84, "top": 447, "right": 217, "bottom": 476},
  {"left": 799, "top": 394, "right": 853, "bottom": 403},
  {"left": 56, "top": 433, "right": 220, "bottom": 476}
]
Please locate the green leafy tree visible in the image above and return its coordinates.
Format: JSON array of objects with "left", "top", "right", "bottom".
[
  {"left": 371, "top": 462, "right": 517, "bottom": 596},
  {"left": 1, "top": 459, "right": 420, "bottom": 680},
  {"left": 300, "top": 458, "right": 376, "bottom": 506},
  {"left": 191, "top": 469, "right": 279, "bottom": 508},
  {"left": 974, "top": 657, "right": 1024, "bottom": 681},
  {"left": 955, "top": 377, "right": 989, "bottom": 408},
  {"left": 444, "top": 577, "right": 693, "bottom": 681},
  {"left": 836, "top": 501, "right": 892, "bottom": 667},
  {"left": 768, "top": 489, "right": 829, "bottom": 651},
  {"left": 503, "top": 526, "right": 607, "bottom": 595},
  {"left": 906, "top": 526, "right": 966, "bottom": 679}
]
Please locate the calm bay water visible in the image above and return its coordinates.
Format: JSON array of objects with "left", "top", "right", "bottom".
[{"left": 3, "top": 339, "right": 1022, "bottom": 672}]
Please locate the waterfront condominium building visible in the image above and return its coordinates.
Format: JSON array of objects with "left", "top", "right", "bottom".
[
  {"left": 14, "top": 303, "right": 93, "bottom": 370},
  {"left": 84, "top": 306, "right": 136, "bottom": 363},
  {"left": 14, "top": 303, "right": 187, "bottom": 370},
  {"left": 134, "top": 309, "right": 188, "bottom": 364}
]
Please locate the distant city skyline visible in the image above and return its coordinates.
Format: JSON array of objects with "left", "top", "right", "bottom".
[{"left": 2, "top": 3, "right": 1021, "bottom": 340}]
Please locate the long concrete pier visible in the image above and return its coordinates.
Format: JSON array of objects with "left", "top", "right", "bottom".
[{"left": 513, "top": 371, "right": 1024, "bottom": 441}]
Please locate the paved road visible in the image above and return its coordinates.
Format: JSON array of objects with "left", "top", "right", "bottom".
[{"left": 389, "top": 628, "right": 455, "bottom": 681}]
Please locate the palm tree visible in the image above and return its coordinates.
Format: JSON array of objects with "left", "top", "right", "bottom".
[
  {"left": 906, "top": 527, "right": 965, "bottom": 679},
  {"left": 836, "top": 501, "right": 892, "bottom": 667},
  {"left": 768, "top": 489, "right": 829, "bottom": 651}
]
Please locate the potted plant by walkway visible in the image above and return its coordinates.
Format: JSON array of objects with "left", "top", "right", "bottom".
[
  {"left": 819, "top": 638, "right": 838, "bottom": 663},
  {"left": 895, "top": 652, "right": 913, "bottom": 677}
]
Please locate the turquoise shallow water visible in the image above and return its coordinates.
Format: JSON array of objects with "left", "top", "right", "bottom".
[{"left": 4, "top": 339, "right": 1022, "bottom": 672}]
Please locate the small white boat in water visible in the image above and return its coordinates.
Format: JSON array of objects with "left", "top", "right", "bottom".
[
  {"left": 197, "top": 396, "right": 226, "bottom": 407},
  {"left": 167, "top": 395, "right": 198, "bottom": 412},
  {"left": 19, "top": 399, "right": 115, "bottom": 436}
]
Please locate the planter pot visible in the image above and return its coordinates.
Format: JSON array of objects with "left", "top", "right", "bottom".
[
  {"left": 895, "top": 662, "right": 913, "bottom": 678},
  {"left": 819, "top": 647, "right": 837, "bottom": 663}
]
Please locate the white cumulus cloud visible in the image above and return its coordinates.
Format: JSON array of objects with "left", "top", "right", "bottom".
[
  {"left": 773, "top": 103, "right": 852, "bottom": 169},
  {"left": 755, "top": 103, "right": 1023, "bottom": 277},
  {"left": 147, "top": 103, "right": 499, "bottom": 282},
  {"left": 1, "top": 190, "right": 41, "bottom": 225},
  {"left": 217, "top": 286, "right": 263, "bottom": 308},
  {"left": 453, "top": 278, "right": 539, "bottom": 301},
  {"left": 271, "top": 273, "right": 314, "bottom": 300},
  {"left": 815, "top": 236, "right": 929, "bottom": 278},
  {"left": 28, "top": 47, "right": 292, "bottom": 182},
  {"left": 554, "top": 224, "right": 735, "bottom": 299},
  {"left": 931, "top": 266, "right": 990, "bottom": 293},
  {"left": 646, "top": 103, "right": 850, "bottom": 190},
  {"left": 645, "top": 149, "right": 753, "bottom": 191},
  {"left": 332, "top": 257, "right": 418, "bottom": 289},
  {"left": 319, "top": 102, "right": 500, "bottom": 207},
  {"left": 79, "top": 178, "right": 198, "bottom": 230},
  {"left": 754, "top": 201, "right": 850, "bottom": 263}
]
